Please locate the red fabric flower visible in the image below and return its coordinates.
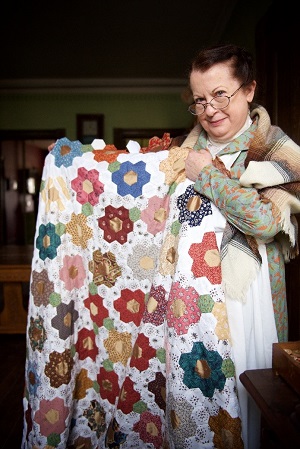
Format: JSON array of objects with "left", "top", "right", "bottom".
[
  {"left": 189, "top": 231, "right": 222, "bottom": 284},
  {"left": 76, "top": 328, "right": 98, "bottom": 361},
  {"left": 97, "top": 367, "right": 120, "bottom": 404},
  {"left": 84, "top": 293, "right": 109, "bottom": 327},
  {"left": 140, "top": 133, "right": 172, "bottom": 153},
  {"left": 118, "top": 377, "right": 140, "bottom": 414},
  {"left": 130, "top": 333, "right": 156, "bottom": 371},
  {"left": 114, "top": 288, "right": 145, "bottom": 326}
]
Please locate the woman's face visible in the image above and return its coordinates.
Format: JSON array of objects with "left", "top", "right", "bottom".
[{"left": 189, "top": 61, "right": 256, "bottom": 142}]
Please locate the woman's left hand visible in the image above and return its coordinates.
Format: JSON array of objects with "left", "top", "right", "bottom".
[{"left": 185, "top": 149, "right": 212, "bottom": 181}]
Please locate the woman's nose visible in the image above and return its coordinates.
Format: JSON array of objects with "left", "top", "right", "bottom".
[{"left": 204, "top": 103, "right": 216, "bottom": 115}]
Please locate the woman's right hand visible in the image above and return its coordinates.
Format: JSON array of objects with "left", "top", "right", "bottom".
[
  {"left": 185, "top": 148, "right": 212, "bottom": 181},
  {"left": 48, "top": 142, "right": 55, "bottom": 152}
]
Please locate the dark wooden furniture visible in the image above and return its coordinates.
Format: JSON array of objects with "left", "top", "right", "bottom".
[
  {"left": 0, "top": 245, "right": 32, "bottom": 333},
  {"left": 0, "top": 334, "right": 26, "bottom": 449},
  {"left": 240, "top": 368, "right": 300, "bottom": 449}
]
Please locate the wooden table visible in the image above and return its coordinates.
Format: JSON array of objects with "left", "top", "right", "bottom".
[
  {"left": 0, "top": 245, "right": 33, "bottom": 333},
  {"left": 240, "top": 368, "right": 300, "bottom": 449}
]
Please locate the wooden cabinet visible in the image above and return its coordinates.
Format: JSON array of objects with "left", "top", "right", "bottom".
[
  {"left": 240, "top": 369, "right": 300, "bottom": 449},
  {"left": 0, "top": 245, "right": 32, "bottom": 333}
]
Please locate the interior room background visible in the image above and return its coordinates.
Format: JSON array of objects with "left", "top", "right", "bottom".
[
  {"left": 0, "top": 0, "right": 299, "bottom": 338},
  {"left": 0, "top": 0, "right": 274, "bottom": 242}
]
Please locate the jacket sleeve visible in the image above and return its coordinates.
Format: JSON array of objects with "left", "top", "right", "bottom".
[{"left": 193, "top": 164, "right": 282, "bottom": 240}]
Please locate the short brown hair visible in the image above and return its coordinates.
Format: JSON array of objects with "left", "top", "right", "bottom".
[{"left": 189, "top": 43, "right": 255, "bottom": 86}]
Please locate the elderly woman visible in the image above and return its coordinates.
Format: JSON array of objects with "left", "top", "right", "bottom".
[
  {"left": 181, "top": 43, "right": 300, "bottom": 449},
  {"left": 22, "top": 44, "right": 300, "bottom": 449}
]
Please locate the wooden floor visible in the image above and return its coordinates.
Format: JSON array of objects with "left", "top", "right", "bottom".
[{"left": 0, "top": 334, "right": 26, "bottom": 448}]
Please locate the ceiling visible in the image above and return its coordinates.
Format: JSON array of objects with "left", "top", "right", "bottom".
[{"left": 1, "top": 0, "right": 273, "bottom": 82}]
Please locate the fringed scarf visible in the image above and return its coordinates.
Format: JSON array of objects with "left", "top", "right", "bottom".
[{"left": 180, "top": 104, "right": 300, "bottom": 301}]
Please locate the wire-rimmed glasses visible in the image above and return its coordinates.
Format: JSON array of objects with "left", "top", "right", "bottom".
[{"left": 188, "top": 83, "right": 244, "bottom": 116}]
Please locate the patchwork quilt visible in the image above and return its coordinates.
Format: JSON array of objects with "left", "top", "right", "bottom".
[{"left": 22, "top": 137, "right": 243, "bottom": 449}]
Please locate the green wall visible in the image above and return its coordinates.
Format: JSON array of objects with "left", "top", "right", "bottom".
[{"left": 0, "top": 91, "right": 193, "bottom": 145}]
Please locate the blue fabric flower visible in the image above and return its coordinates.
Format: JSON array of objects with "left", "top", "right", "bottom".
[
  {"left": 179, "top": 341, "right": 226, "bottom": 398},
  {"left": 111, "top": 161, "right": 151, "bottom": 197},
  {"left": 51, "top": 137, "right": 83, "bottom": 168},
  {"left": 177, "top": 184, "right": 212, "bottom": 226},
  {"left": 27, "top": 361, "right": 40, "bottom": 396},
  {"left": 36, "top": 223, "right": 61, "bottom": 260}
]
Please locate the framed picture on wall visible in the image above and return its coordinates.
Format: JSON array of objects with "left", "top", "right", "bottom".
[{"left": 76, "top": 114, "right": 104, "bottom": 144}]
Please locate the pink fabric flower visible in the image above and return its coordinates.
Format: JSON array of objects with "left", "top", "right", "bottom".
[
  {"left": 34, "top": 397, "right": 69, "bottom": 436},
  {"left": 140, "top": 195, "right": 170, "bottom": 235},
  {"left": 71, "top": 167, "right": 104, "bottom": 206},
  {"left": 59, "top": 254, "right": 86, "bottom": 291},
  {"left": 167, "top": 281, "right": 201, "bottom": 335}
]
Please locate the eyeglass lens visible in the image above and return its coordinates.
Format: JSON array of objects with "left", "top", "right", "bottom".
[
  {"left": 188, "top": 83, "right": 244, "bottom": 116},
  {"left": 189, "top": 96, "right": 229, "bottom": 115}
]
